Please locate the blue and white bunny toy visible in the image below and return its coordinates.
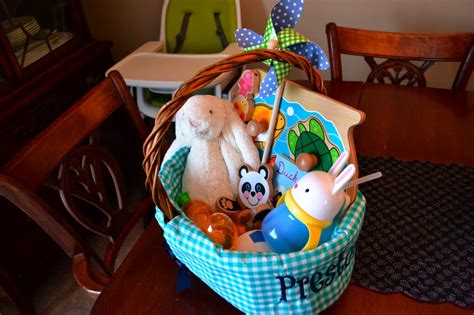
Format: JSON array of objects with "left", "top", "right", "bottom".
[{"left": 262, "top": 151, "right": 355, "bottom": 253}]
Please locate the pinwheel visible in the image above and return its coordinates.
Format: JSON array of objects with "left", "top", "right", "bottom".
[{"left": 235, "top": 0, "right": 329, "bottom": 98}]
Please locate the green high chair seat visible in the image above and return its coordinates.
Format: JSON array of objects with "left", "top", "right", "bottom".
[
  {"left": 107, "top": 0, "right": 242, "bottom": 119},
  {"left": 163, "top": 0, "right": 240, "bottom": 54}
]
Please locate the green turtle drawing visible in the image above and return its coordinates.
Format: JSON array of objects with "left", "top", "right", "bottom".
[{"left": 287, "top": 118, "right": 340, "bottom": 172}]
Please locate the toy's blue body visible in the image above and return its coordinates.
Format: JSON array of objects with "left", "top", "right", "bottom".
[
  {"left": 262, "top": 199, "right": 339, "bottom": 253},
  {"left": 261, "top": 150, "right": 356, "bottom": 254},
  {"left": 262, "top": 203, "right": 309, "bottom": 253}
]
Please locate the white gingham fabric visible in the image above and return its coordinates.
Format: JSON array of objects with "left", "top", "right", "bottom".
[{"left": 156, "top": 147, "right": 366, "bottom": 314}]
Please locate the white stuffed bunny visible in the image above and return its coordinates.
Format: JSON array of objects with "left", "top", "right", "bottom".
[{"left": 163, "top": 95, "right": 260, "bottom": 207}]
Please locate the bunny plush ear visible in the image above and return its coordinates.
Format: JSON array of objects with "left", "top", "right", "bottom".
[
  {"left": 162, "top": 106, "right": 190, "bottom": 166},
  {"left": 328, "top": 151, "right": 350, "bottom": 176},
  {"left": 332, "top": 164, "right": 356, "bottom": 195},
  {"left": 221, "top": 100, "right": 260, "bottom": 169},
  {"left": 174, "top": 109, "right": 185, "bottom": 138},
  {"left": 174, "top": 100, "right": 195, "bottom": 139}
]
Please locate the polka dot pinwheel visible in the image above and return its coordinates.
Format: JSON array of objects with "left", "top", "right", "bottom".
[{"left": 235, "top": 0, "right": 330, "bottom": 98}]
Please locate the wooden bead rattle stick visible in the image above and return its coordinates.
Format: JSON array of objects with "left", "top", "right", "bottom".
[
  {"left": 296, "top": 153, "right": 319, "bottom": 171},
  {"left": 247, "top": 120, "right": 266, "bottom": 138},
  {"left": 261, "top": 81, "right": 286, "bottom": 164}
]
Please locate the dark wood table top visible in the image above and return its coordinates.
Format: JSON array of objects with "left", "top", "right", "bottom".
[
  {"left": 92, "top": 82, "right": 474, "bottom": 315},
  {"left": 354, "top": 83, "right": 474, "bottom": 166}
]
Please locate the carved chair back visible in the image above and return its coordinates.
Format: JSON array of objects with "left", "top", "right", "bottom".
[
  {"left": 326, "top": 22, "right": 474, "bottom": 90},
  {"left": 0, "top": 71, "right": 151, "bottom": 296}
]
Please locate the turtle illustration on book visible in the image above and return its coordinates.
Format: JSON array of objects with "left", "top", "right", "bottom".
[{"left": 288, "top": 117, "right": 340, "bottom": 172}]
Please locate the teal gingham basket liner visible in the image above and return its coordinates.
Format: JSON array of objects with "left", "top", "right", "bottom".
[{"left": 156, "top": 147, "right": 366, "bottom": 314}]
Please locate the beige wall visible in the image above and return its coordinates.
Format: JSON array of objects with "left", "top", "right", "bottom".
[
  {"left": 82, "top": 0, "right": 473, "bottom": 90},
  {"left": 81, "top": 0, "right": 164, "bottom": 58}
]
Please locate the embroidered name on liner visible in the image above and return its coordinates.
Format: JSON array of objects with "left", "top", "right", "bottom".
[{"left": 276, "top": 244, "right": 355, "bottom": 302}]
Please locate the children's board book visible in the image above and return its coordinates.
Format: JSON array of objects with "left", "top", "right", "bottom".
[
  {"left": 273, "top": 154, "right": 307, "bottom": 198},
  {"left": 230, "top": 69, "right": 365, "bottom": 200}
]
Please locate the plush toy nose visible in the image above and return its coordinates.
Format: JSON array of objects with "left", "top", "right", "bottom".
[
  {"left": 251, "top": 191, "right": 256, "bottom": 197},
  {"left": 189, "top": 119, "right": 202, "bottom": 129}
]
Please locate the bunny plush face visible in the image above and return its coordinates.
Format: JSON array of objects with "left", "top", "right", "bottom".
[{"left": 177, "top": 95, "right": 226, "bottom": 140}]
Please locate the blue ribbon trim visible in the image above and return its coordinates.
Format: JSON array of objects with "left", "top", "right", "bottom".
[{"left": 163, "top": 241, "right": 192, "bottom": 292}]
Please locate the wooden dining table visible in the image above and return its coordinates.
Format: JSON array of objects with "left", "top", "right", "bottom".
[{"left": 91, "top": 82, "right": 473, "bottom": 315}]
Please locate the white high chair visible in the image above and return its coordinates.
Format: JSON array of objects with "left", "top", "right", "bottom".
[{"left": 106, "top": 0, "right": 242, "bottom": 119}]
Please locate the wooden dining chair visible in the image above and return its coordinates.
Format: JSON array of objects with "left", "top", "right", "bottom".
[
  {"left": 325, "top": 22, "right": 474, "bottom": 90},
  {"left": 0, "top": 71, "right": 153, "bottom": 311},
  {"left": 0, "top": 261, "right": 35, "bottom": 314}
]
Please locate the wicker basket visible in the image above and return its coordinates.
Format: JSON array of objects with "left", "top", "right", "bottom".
[
  {"left": 142, "top": 49, "right": 366, "bottom": 314},
  {"left": 143, "top": 49, "right": 327, "bottom": 219}
]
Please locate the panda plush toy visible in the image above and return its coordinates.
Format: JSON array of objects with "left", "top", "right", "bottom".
[{"left": 217, "top": 164, "right": 274, "bottom": 222}]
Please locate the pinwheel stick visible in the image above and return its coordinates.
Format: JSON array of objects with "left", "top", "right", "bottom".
[{"left": 261, "top": 80, "right": 286, "bottom": 164}]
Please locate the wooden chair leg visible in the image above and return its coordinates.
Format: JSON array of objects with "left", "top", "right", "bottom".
[
  {"left": 0, "top": 262, "right": 35, "bottom": 315},
  {"left": 72, "top": 254, "right": 110, "bottom": 298}
]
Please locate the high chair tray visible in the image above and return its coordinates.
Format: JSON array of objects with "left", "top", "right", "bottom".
[{"left": 107, "top": 43, "right": 241, "bottom": 92}]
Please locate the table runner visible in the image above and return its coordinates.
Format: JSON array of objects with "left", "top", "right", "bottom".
[{"left": 352, "top": 156, "right": 473, "bottom": 308}]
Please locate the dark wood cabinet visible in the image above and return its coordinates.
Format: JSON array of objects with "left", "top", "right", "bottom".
[
  {"left": 0, "top": 0, "right": 114, "bottom": 165},
  {"left": 0, "top": 0, "right": 114, "bottom": 309}
]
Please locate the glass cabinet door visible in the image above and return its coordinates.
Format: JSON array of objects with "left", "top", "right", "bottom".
[
  {"left": 0, "top": 66, "right": 5, "bottom": 83},
  {"left": 0, "top": 0, "right": 77, "bottom": 68}
]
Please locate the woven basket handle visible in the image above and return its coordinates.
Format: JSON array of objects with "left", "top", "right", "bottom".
[{"left": 143, "top": 49, "right": 327, "bottom": 219}]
